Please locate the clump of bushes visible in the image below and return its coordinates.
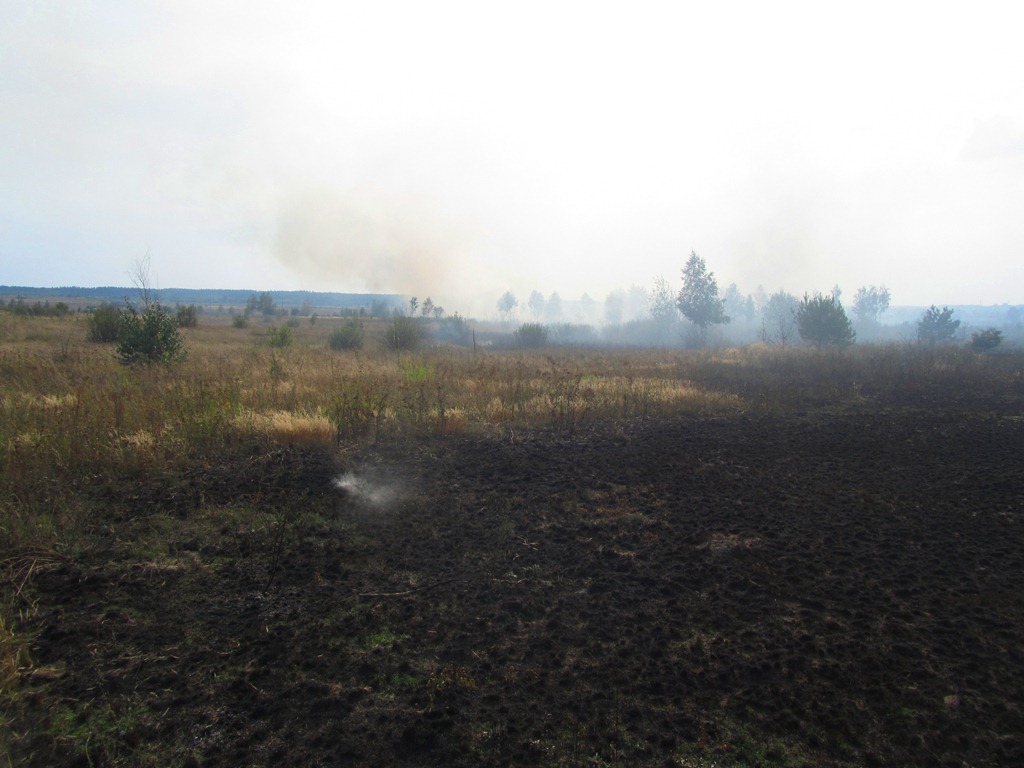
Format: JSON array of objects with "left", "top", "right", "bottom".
[
  {"left": 87, "top": 301, "right": 188, "bottom": 364},
  {"left": 382, "top": 316, "right": 421, "bottom": 352},
  {"left": 549, "top": 323, "right": 595, "bottom": 346},
  {"left": 970, "top": 328, "right": 1003, "bottom": 352},
  {"left": 117, "top": 304, "right": 187, "bottom": 365},
  {"left": 918, "top": 305, "right": 960, "bottom": 345},
  {"left": 796, "top": 294, "right": 855, "bottom": 348},
  {"left": 514, "top": 322, "right": 549, "bottom": 348},
  {"left": 87, "top": 304, "right": 125, "bottom": 342},
  {"left": 437, "top": 313, "right": 472, "bottom": 346},
  {"left": 329, "top": 318, "right": 365, "bottom": 351},
  {"left": 267, "top": 325, "right": 294, "bottom": 348},
  {"left": 176, "top": 304, "right": 199, "bottom": 328}
]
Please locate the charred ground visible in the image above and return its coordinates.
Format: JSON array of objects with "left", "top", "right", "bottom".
[{"left": 5, "top": 365, "right": 1024, "bottom": 767}]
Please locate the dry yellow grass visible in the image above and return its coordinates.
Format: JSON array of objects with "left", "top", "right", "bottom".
[
  {"left": 232, "top": 408, "right": 336, "bottom": 447},
  {"left": 0, "top": 313, "right": 752, "bottom": 553},
  {"left": 6, "top": 313, "right": 1009, "bottom": 509},
  {"left": 20, "top": 311, "right": 1014, "bottom": 552}
]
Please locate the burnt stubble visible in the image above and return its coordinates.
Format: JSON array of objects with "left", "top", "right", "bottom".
[{"left": 11, "top": 368, "right": 1024, "bottom": 767}]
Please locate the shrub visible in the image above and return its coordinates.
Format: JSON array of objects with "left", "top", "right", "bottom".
[
  {"left": 232, "top": 313, "right": 248, "bottom": 329},
  {"left": 87, "top": 304, "right": 126, "bottom": 342},
  {"left": 514, "top": 322, "right": 549, "bottom": 348},
  {"left": 760, "top": 291, "right": 799, "bottom": 346},
  {"left": 549, "top": 323, "right": 595, "bottom": 346},
  {"left": 437, "top": 312, "right": 472, "bottom": 346},
  {"left": 382, "top": 316, "right": 421, "bottom": 351},
  {"left": 969, "top": 327, "right": 1003, "bottom": 352},
  {"left": 267, "top": 324, "right": 294, "bottom": 348},
  {"left": 117, "top": 304, "right": 187, "bottom": 364},
  {"left": 329, "top": 318, "right": 365, "bottom": 351},
  {"left": 176, "top": 304, "right": 199, "bottom": 328},
  {"left": 796, "top": 293, "right": 855, "bottom": 348},
  {"left": 247, "top": 291, "right": 276, "bottom": 316},
  {"left": 917, "top": 305, "right": 960, "bottom": 345}
]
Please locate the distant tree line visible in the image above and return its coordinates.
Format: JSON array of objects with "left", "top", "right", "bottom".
[
  {"left": 484, "top": 251, "right": 1009, "bottom": 352},
  {"left": 2, "top": 298, "right": 71, "bottom": 317}
]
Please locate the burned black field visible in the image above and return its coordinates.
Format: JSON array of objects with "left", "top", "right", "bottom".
[{"left": 7, "top": 372, "right": 1024, "bottom": 767}]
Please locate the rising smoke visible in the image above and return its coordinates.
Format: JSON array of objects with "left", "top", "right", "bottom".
[
  {"left": 272, "top": 184, "right": 479, "bottom": 297},
  {"left": 333, "top": 469, "right": 404, "bottom": 509}
]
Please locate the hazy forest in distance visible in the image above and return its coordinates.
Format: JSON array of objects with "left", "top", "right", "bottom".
[{"left": 2, "top": 280, "right": 1021, "bottom": 350}]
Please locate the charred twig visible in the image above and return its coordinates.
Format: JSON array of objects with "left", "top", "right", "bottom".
[{"left": 357, "top": 576, "right": 463, "bottom": 598}]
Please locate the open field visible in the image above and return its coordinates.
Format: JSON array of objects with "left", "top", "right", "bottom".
[{"left": 2, "top": 313, "right": 1024, "bottom": 766}]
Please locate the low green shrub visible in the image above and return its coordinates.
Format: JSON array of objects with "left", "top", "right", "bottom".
[
  {"left": 382, "top": 316, "right": 421, "bottom": 352},
  {"left": 970, "top": 328, "right": 1003, "bottom": 352},
  {"left": 176, "top": 304, "right": 199, "bottom": 328},
  {"left": 117, "top": 304, "right": 187, "bottom": 364},
  {"left": 918, "top": 305, "right": 960, "bottom": 345},
  {"left": 267, "top": 325, "right": 294, "bottom": 348},
  {"left": 437, "top": 313, "right": 472, "bottom": 345},
  {"left": 796, "top": 294, "right": 855, "bottom": 348},
  {"left": 514, "top": 322, "right": 549, "bottom": 348},
  {"left": 87, "top": 304, "right": 124, "bottom": 342},
  {"left": 329, "top": 318, "right": 365, "bottom": 351}
]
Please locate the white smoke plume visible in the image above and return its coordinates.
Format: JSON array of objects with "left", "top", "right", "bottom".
[
  {"left": 333, "top": 470, "right": 403, "bottom": 509},
  {"left": 272, "top": 183, "right": 483, "bottom": 297}
]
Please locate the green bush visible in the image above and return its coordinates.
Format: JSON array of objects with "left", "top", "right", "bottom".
[
  {"left": 969, "top": 328, "right": 1003, "bottom": 352},
  {"left": 918, "top": 305, "right": 960, "bottom": 345},
  {"left": 328, "top": 318, "right": 365, "bottom": 351},
  {"left": 247, "top": 291, "right": 276, "bottom": 316},
  {"left": 382, "top": 316, "right": 421, "bottom": 352},
  {"left": 232, "top": 313, "right": 248, "bottom": 328},
  {"left": 437, "top": 313, "right": 472, "bottom": 345},
  {"left": 267, "top": 324, "right": 294, "bottom": 348},
  {"left": 514, "top": 322, "right": 549, "bottom": 348},
  {"left": 87, "top": 304, "right": 125, "bottom": 342},
  {"left": 176, "top": 304, "right": 199, "bottom": 328},
  {"left": 796, "top": 294, "right": 855, "bottom": 348},
  {"left": 116, "top": 304, "right": 187, "bottom": 364}
]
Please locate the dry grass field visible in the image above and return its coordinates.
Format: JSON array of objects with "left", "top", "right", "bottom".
[{"left": 2, "top": 311, "right": 1023, "bottom": 766}]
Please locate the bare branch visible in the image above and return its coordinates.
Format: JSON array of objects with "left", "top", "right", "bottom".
[{"left": 128, "top": 253, "right": 157, "bottom": 308}]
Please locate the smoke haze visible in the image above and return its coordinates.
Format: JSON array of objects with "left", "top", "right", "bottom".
[
  {"left": 273, "top": 185, "right": 471, "bottom": 296},
  {"left": 2, "top": 1, "right": 1022, "bottom": 309}
]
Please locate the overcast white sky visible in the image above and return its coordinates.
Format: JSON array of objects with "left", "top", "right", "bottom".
[{"left": 2, "top": 1, "right": 1022, "bottom": 315}]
